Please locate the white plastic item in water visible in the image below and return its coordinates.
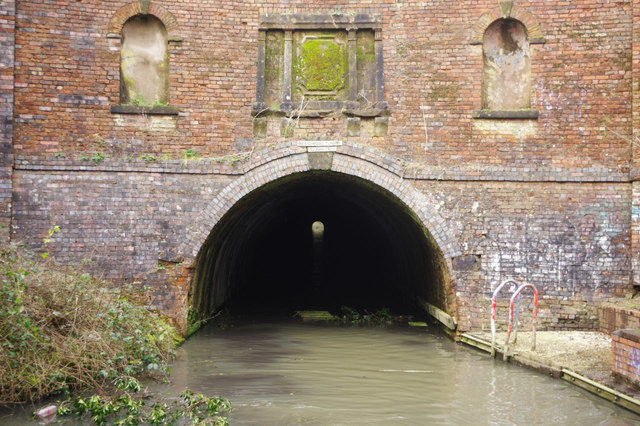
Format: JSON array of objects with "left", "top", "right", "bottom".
[{"left": 35, "top": 405, "right": 57, "bottom": 418}]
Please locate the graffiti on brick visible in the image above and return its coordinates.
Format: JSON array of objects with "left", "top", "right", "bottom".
[
  {"left": 478, "top": 202, "right": 627, "bottom": 298},
  {"left": 632, "top": 348, "right": 640, "bottom": 381}
]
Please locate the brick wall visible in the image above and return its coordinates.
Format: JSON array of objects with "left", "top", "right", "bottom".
[
  {"left": 5, "top": 0, "right": 640, "bottom": 329},
  {"left": 601, "top": 305, "right": 640, "bottom": 335},
  {"left": 0, "top": 0, "right": 14, "bottom": 242},
  {"left": 9, "top": 1, "right": 633, "bottom": 166},
  {"left": 612, "top": 329, "right": 640, "bottom": 386},
  {"left": 633, "top": 1, "right": 640, "bottom": 286},
  {"left": 421, "top": 181, "right": 630, "bottom": 332}
]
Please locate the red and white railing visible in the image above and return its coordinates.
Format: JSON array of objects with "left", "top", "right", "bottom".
[
  {"left": 491, "top": 279, "right": 539, "bottom": 360},
  {"left": 502, "top": 283, "right": 538, "bottom": 361}
]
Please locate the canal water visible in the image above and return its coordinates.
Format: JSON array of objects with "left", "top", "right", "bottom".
[
  {"left": 4, "top": 318, "right": 640, "bottom": 424},
  {"left": 150, "top": 320, "right": 640, "bottom": 425}
]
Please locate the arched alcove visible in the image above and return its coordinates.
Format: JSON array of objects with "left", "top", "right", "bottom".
[
  {"left": 120, "top": 15, "right": 169, "bottom": 105},
  {"left": 482, "top": 18, "right": 530, "bottom": 110}
]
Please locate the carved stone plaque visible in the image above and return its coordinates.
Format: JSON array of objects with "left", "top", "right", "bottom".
[{"left": 293, "top": 32, "right": 348, "bottom": 101}]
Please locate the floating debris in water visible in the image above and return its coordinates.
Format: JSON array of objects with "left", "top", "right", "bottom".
[
  {"left": 35, "top": 405, "right": 57, "bottom": 419},
  {"left": 294, "top": 311, "right": 337, "bottom": 322}
]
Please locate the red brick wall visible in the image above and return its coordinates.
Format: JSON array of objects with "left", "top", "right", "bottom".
[
  {"left": 9, "top": 1, "right": 632, "bottom": 165},
  {"left": 632, "top": 1, "right": 640, "bottom": 287},
  {"left": 0, "top": 0, "right": 14, "bottom": 242},
  {"left": 5, "top": 1, "right": 640, "bottom": 328},
  {"left": 612, "top": 329, "right": 640, "bottom": 386}
]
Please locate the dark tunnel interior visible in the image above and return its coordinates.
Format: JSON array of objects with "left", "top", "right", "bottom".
[{"left": 190, "top": 171, "right": 450, "bottom": 319}]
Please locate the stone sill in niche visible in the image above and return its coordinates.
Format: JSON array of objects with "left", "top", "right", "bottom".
[
  {"left": 110, "top": 105, "right": 179, "bottom": 115},
  {"left": 472, "top": 110, "right": 539, "bottom": 119}
]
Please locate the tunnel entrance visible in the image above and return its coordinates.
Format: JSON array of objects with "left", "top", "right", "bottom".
[{"left": 190, "top": 171, "right": 451, "bottom": 320}]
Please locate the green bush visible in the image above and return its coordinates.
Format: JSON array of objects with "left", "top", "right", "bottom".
[
  {"left": 61, "top": 390, "right": 230, "bottom": 426},
  {"left": 0, "top": 243, "right": 176, "bottom": 405}
]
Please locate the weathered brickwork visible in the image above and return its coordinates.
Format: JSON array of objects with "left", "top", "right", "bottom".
[
  {"left": 12, "top": 167, "right": 235, "bottom": 277},
  {"left": 417, "top": 181, "right": 630, "bottom": 331},
  {"left": 0, "top": 0, "right": 14, "bottom": 242},
  {"left": 612, "top": 329, "right": 640, "bottom": 386},
  {"left": 601, "top": 304, "right": 640, "bottom": 335},
  {"left": 5, "top": 0, "right": 640, "bottom": 331}
]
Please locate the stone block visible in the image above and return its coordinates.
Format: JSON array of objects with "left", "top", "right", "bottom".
[
  {"left": 253, "top": 118, "right": 267, "bottom": 139},
  {"left": 307, "top": 152, "right": 333, "bottom": 170},
  {"left": 347, "top": 118, "right": 360, "bottom": 137},
  {"left": 374, "top": 117, "right": 388, "bottom": 136},
  {"left": 280, "top": 118, "right": 294, "bottom": 138}
]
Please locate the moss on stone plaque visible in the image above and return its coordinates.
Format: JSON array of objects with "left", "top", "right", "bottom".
[
  {"left": 295, "top": 38, "right": 345, "bottom": 91},
  {"left": 292, "top": 32, "right": 348, "bottom": 101}
]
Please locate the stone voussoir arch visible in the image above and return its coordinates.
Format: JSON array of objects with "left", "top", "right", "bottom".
[{"left": 176, "top": 142, "right": 462, "bottom": 265}]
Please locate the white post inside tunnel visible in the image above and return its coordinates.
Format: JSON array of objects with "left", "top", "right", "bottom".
[{"left": 311, "top": 221, "right": 325, "bottom": 288}]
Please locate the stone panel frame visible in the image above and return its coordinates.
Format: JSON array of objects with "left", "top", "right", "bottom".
[
  {"left": 107, "top": 1, "right": 181, "bottom": 115},
  {"left": 253, "top": 14, "right": 388, "bottom": 118},
  {"left": 470, "top": 2, "right": 545, "bottom": 120}
]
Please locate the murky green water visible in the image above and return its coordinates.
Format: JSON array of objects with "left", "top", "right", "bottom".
[
  {"left": 4, "top": 320, "right": 640, "bottom": 425},
  {"left": 151, "top": 321, "right": 640, "bottom": 425}
]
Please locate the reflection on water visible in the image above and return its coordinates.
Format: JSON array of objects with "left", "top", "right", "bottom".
[{"left": 149, "top": 321, "right": 640, "bottom": 425}]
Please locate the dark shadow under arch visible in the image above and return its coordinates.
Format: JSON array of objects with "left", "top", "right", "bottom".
[{"left": 190, "top": 170, "right": 452, "bottom": 320}]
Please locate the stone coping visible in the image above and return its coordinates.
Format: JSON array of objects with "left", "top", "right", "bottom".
[
  {"left": 259, "top": 13, "right": 382, "bottom": 30},
  {"left": 613, "top": 329, "right": 640, "bottom": 344}
]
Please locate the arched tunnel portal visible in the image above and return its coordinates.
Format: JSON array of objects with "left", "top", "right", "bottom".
[{"left": 189, "top": 169, "right": 455, "bottom": 321}]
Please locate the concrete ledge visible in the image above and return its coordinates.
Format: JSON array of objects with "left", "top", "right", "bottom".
[
  {"left": 458, "top": 332, "right": 640, "bottom": 415},
  {"left": 562, "top": 369, "right": 640, "bottom": 415}
]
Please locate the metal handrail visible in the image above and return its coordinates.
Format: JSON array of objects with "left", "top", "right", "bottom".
[
  {"left": 503, "top": 283, "right": 538, "bottom": 361},
  {"left": 490, "top": 279, "right": 520, "bottom": 357}
]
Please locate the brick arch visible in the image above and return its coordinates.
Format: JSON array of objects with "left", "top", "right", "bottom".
[
  {"left": 107, "top": 1, "right": 180, "bottom": 39},
  {"left": 470, "top": 3, "right": 545, "bottom": 44},
  {"left": 175, "top": 143, "right": 462, "bottom": 264}
]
